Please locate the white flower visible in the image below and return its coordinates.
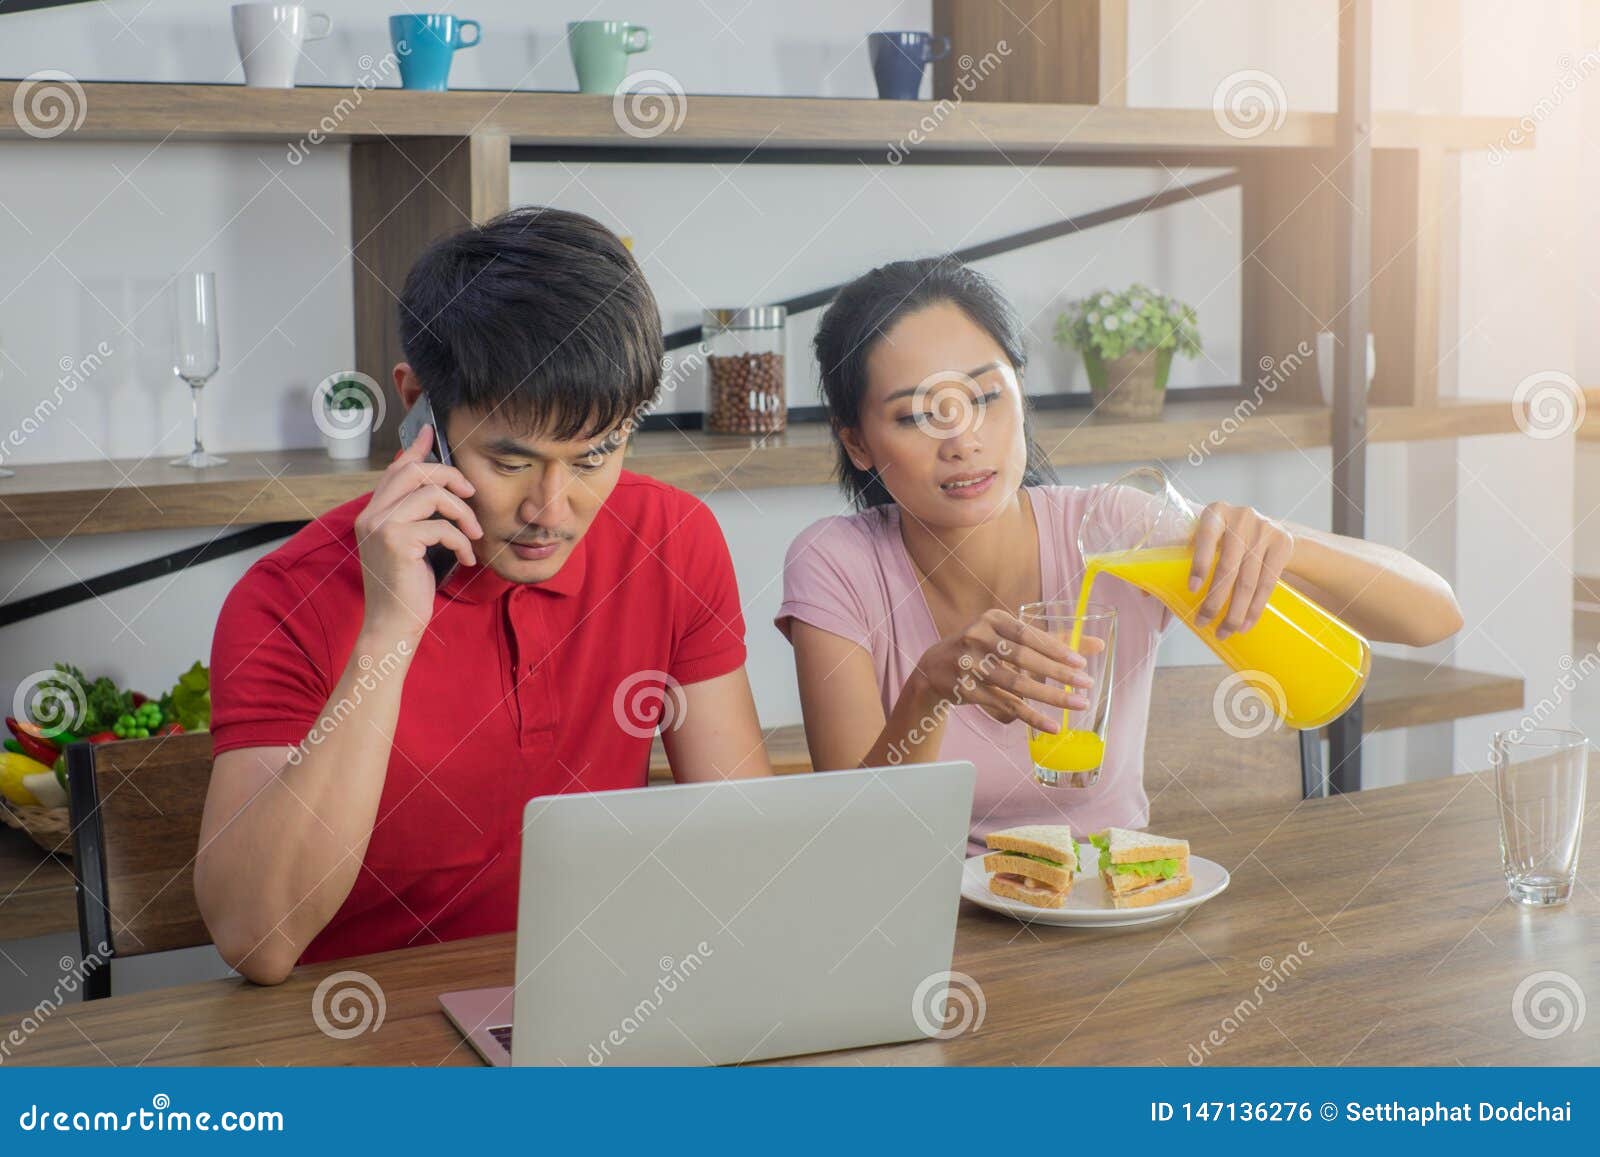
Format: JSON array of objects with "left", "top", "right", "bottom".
[
  {"left": 1098, "top": 293, "right": 1115, "bottom": 308},
  {"left": 1103, "top": 315, "right": 1121, "bottom": 331},
  {"left": 1087, "top": 311, "right": 1100, "bottom": 325},
  {"left": 1129, "top": 298, "right": 1146, "bottom": 312}
]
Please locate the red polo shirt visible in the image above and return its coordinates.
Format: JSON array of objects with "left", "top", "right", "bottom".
[{"left": 208, "top": 470, "right": 746, "bottom": 966}]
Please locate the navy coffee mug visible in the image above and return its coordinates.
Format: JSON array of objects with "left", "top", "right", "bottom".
[{"left": 868, "top": 31, "right": 951, "bottom": 100}]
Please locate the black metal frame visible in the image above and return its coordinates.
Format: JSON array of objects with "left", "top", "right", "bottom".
[
  {"left": 0, "top": 521, "right": 306, "bottom": 629},
  {"left": 1300, "top": 731, "right": 1328, "bottom": 802},
  {"left": 646, "top": 169, "right": 1244, "bottom": 353},
  {"left": 1327, "top": 1, "right": 1372, "bottom": 794},
  {"left": 65, "top": 739, "right": 113, "bottom": 1000}
]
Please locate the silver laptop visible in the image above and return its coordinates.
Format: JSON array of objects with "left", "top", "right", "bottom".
[{"left": 440, "top": 761, "right": 976, "bottom": 1066}]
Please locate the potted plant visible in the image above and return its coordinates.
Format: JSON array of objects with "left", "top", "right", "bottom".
[
  {"left": 1054, "top": 285, "right": 1202, "bottom": 420},
  {"left": 318, "top": 375, "right": 378, "bottom": 459}
]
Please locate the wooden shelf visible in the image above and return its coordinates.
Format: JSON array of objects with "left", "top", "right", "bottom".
[
  {"left": 648, "top": 655, "right": 1525, "bottom": 779},
  {"left": 0, "top": 825, "right": 76, "bottom": 942},
  {"left": 0, "top": 397, "right": 1559, "bottom": 542},
  {"left": 0, "top": 449, "right": 388, "bottom": 542},
  {"left": 0, "top": 82, "right": 1529, "bottom": 157}
]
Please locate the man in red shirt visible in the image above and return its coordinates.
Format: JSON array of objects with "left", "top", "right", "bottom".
[{"left": 196, "top": 208, "right": 771, "bottom": 985}]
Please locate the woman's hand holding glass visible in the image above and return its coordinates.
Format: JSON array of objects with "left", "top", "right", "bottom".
[{"left": 910, "top": 609, "right": 1099, "bottom": 732}]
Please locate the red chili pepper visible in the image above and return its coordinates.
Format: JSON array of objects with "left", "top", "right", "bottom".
[
  {"left": 158, "top": 722, "right": 185, "bottom": 736},
  {"left": 6, "top": 717, "right": 60, "bottom": 764},
  {"left": 85, "top": 731, "right": 118, "bottom": 744}
]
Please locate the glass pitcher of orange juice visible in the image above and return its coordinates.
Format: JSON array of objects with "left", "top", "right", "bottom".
[{"left": 1076, "top": 466, "right": 1370, "bottom": 730}]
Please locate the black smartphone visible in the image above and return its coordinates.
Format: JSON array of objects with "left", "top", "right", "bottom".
[{"left": 396, "top": 395, "right": 462, "bottom": 585}]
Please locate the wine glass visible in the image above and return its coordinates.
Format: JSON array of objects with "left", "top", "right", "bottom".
[{"left": 171, "top": 272, "right": 226, "bottom": 467}]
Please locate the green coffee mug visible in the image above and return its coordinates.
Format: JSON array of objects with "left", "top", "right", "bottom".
[{"left": 567, "top": 20, "right": 651, "bottom": 93}]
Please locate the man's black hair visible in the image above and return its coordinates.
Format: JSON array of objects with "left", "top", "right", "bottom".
[{"left": 397, "top": 205, "right": 662, "bottom": 443}]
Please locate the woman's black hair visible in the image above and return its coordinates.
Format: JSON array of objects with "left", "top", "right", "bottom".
[{"left": 813, "top": 256, "right": 1058, "bottom": 509}]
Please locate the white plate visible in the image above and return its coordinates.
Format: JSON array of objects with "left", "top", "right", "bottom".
[{"left": 961, "top": 844, "right": 1230, "bottom": 927}]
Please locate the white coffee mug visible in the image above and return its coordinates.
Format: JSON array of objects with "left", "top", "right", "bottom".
[
  {"left": 1315, "top": 330, "right": 1376, "bottom": 406},
  {"left": 232, "top": 3, "right": 332, "bottom": 89}
]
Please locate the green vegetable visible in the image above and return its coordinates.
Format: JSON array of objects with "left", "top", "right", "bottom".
[
  {"left": 1109, "top": 858, "right": 1183, "bottom": 879},
  {"left": 1087, "top": 834, "right": 1181, "bottom": 878},
  {"left": 166, "top": 661, "right": 210, "bottom": 732},
  {"left": 995, "top": 851, "right": 1067, "bottom": 868},
  {"left": 53, "top": 752, "right": 66, "bottom": 792},
  {"left": 3, "top": 739, "right": 21, "bottom": 755}
]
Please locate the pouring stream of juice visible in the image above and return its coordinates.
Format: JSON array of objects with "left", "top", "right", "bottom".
[
  {"left": 1079, "top": 545, "right": 1368, "bottom": 728},
  {"left": 1030, "top": 544, "right": 1370, "bottom": 772}
]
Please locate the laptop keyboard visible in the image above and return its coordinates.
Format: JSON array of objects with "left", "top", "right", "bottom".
[{"left": 489, "top": 1024, "right": 513, "bottom": 1053}]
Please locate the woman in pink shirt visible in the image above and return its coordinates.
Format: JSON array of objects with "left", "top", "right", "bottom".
[{"left": 775, "top": 258, "right": 1464, "bottom": 850}]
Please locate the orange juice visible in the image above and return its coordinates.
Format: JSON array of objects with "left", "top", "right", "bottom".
[
  {"left": 1069, "top": 545, "right": 1369, "bottom": 730},
  {"left": 1028, "top": 727, "right": 1106, "bottom": 772}
]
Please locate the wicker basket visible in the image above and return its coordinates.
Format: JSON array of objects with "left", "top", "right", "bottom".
[{"left": 0, "top": 800, "right": 72, "bottom": 855}]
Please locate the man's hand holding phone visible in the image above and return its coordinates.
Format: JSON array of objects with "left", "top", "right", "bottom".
[{"left": 354, "top": 423, "right": 484, "bottom": 647}]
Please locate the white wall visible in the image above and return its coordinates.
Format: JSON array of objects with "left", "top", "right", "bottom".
[{"left": 0, "top": 0, "right": 1576, "bottom": 791}]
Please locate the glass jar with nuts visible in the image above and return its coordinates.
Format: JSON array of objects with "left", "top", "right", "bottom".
[{"left": 703, "top": 306, "right": 787, "bottom": 434}]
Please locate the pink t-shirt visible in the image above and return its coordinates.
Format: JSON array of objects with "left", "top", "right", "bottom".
[{"left": 776, "top": 484, "right": 1174, "bottom": 851}]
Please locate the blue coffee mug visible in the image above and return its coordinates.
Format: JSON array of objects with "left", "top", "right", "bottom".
[
  {"left": 868, "top": 31, "right": 950, "bottom": 101},
  {"left": 390, "top": 13, "right": 481, "bottom": 91}
]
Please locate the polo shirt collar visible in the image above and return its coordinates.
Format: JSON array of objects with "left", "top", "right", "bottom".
[{"left": 437, "top": 535, "right": 589, "bottom": 602}]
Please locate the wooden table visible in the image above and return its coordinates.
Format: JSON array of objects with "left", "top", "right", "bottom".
[{"left": 5, "top": 766, "right": 1593, "bottom": 1066}]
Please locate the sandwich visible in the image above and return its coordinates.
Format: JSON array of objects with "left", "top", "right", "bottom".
[
  {"left": 983, "top": 825, "right": 1077, "bottom": 909},
  {"left": 1088, "top": 827, "right": 1193, "bottom": 909}
]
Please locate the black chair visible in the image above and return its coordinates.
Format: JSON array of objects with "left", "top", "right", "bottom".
[{"left": 66, "top": 731, "right": 215, "bottom": 1000}]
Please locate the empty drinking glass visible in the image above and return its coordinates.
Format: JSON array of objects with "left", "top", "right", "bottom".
[
  {"left": 171, "top": 272, "right": 226, "bottom": 468},
  {"left": 1493, "top": 727, "right": 1589, "bottom": 906}
]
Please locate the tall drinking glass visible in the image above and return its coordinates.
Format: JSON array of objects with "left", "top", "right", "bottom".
[
  {"left": 1493, "top": 727, "right": 1589, "bottom": 906},
  {"left": 171, "top": 272, "right": 226, "bottom": 468},
  {"left": 1019, "top": 601, "right": 1116, "bottom": 788}
]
